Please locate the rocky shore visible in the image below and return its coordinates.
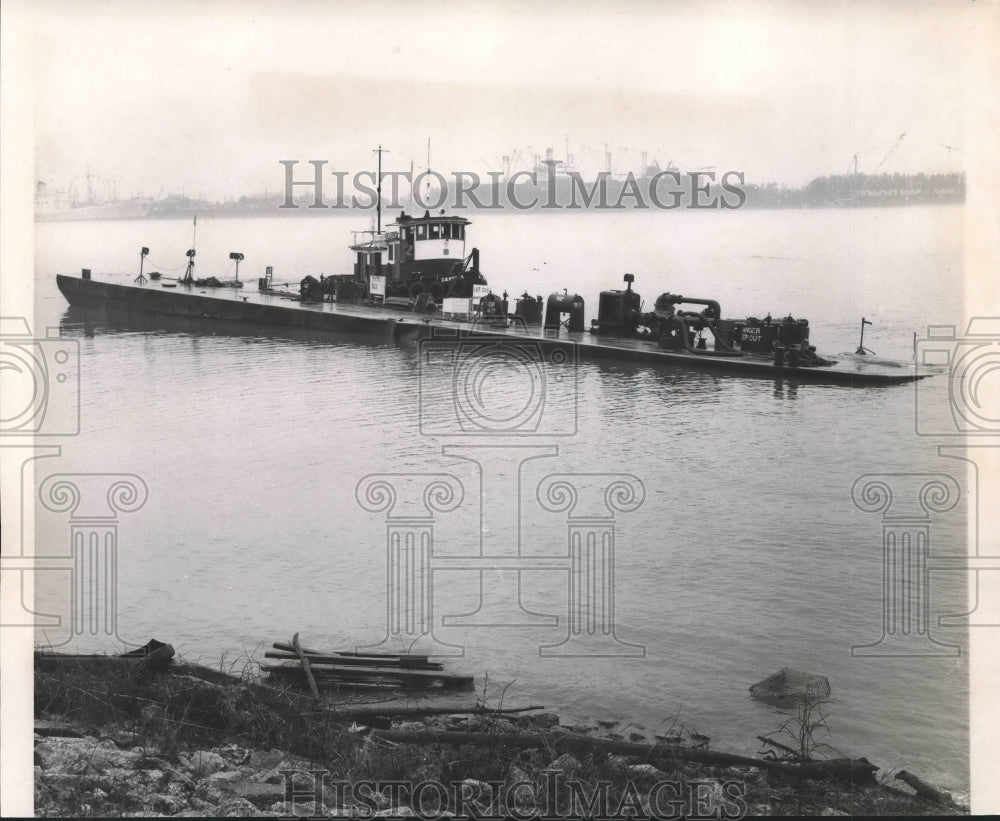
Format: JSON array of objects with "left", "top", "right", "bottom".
[{"left": 32, "top": 651, "right": 968, "bottom": 818}]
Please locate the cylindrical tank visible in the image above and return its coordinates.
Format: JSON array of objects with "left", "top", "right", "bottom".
[
  {"left": 515, "top": 294, "right": 543, "bottom": 325},
  {"left": 336, "top": 280, "right": 358, "bottom": 301},
  {"left": 777, "top": 318, "right": 810, "bottom": 347},
  {"left": 545, "top": 293, "right": 586, "bottom": 332},
  {"left": 478, "top": 293, "right": 507, "bottom": 319}
]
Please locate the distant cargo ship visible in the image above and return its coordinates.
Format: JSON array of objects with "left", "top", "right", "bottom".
[{"left": 35, "top": 198, "right": 153, "bottom": 222}]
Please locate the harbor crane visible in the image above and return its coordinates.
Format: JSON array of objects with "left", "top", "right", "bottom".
[{"left": 872, "top": 133, "right": 906, "bottom": 175}]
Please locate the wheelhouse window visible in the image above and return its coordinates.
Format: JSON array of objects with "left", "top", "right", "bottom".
[
  {"left": 429, "top": 223, "right": 441, "bottom": 239},
  {"left": 416, "top": 225, "right": 426, "bottom": 240}
]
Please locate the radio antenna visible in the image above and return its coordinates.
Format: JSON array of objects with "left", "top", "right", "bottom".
[
  {"left": 372, "top": 145, "right": 389, "bottom": 233},
  {"left": 426, "top": 138, "right": 432, "bottom": 204},
  {"left": 408, "top": 159, "right": 414, "bottom": 213}
]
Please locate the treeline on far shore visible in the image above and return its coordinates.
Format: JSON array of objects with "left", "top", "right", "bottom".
[
  {"left": 743, "top": 172, "right": 965, "bottom": 209},
  {"left": 37, "top": 171, "right": 966, "bottom": 222},
  {"left": 203, "top": 171, "right": 967, "bottom": 213}
]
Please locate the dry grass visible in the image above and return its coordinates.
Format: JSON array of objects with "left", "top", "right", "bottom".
[{"left": 33, "top": 652, "right": 965, "bottom": 817}]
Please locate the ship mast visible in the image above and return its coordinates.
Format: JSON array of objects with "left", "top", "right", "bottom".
[{"left": 372, "top": 144, "right": 389, "bottom": 233}]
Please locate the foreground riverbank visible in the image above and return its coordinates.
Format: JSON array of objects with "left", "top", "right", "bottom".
[{"left": 32, "top": 648, "right": 966, "bottom": 817}]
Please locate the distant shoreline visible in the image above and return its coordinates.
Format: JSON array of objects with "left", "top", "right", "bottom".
[
  {"left": 35, "top": 196, "right": 965, "bottom": 223},
  {"left": 35, "top": 170, "right": 965, "bottom": 221}
]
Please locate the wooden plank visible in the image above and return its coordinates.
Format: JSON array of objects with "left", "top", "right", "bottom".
[
  {"left": 287, "top": 662, "right": 469, "bottom": 681},
  {"left": 291, "top": 633, "right": 320, "bottom": 700},
  {"left": 263, "top": 663, "right": 474, "bottom": 689},
  {"left": 331, "top": 704, "right": 545, "bottom": 720},
  {"left": 334, "top": 649, "right": 431, "bottom": 662},
  {"left": 264, "top": 651, "right": 443, "bottom": 671},
  {"left": 271, "top": 641, "right": 431, "bottom": 665}
]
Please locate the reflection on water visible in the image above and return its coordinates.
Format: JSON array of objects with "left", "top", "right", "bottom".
[
  {"left": 772, "top": 379, "right": 799, "bottom": 400},
  {"left": 61, "top": 304, "right": 401, "bottom": 351}
]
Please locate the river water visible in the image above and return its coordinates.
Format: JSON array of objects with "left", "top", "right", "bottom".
[{"left": 30, "top": 205, "right": 970, "bottom": 791}]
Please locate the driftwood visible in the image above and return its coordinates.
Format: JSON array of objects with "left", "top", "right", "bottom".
[
  {"left": 370, "top": 729, "right": 879, "bottom": 784},
  {"left": 895, "top": 769, "right": 959, "bottom": 808},
  {"left": 267, "top": 637, "right": 472, "bottom": 691},
  {"left": 757, "top": 734, "right": 809, "bottom": 761},
  {"left": 331, "top": 704, "right": 545, "bottom": 720},
  {"left": 170, "top": 663, "right": 243, "bottom": 687},
  {"left": 291, "top": 633, "right": 320, "bottom": 700},
  {"left": 34, "top": 720, "right": 85, "bottom": 738},
  {"left": 272, "top": 641, "right": 430, "bottom": 664},
  {"left": 264, "top": 651, "right": 443, "bottom": 671},
  {"left": 264, "top": 663, "right": 474, "bottom": 690},
  {"left": 35, "top": 642, "right": 175, "bottom": 676}
]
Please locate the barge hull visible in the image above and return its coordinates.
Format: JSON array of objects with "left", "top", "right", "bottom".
[
  {"left": 57, "top": 274, "right": 407, "bottom": 337},
  {"left": 56, "top": 275, "right": 925, "bottom": 386}
]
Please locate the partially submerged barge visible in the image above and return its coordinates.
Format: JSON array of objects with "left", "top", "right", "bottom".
[{"left": 56, "top": 210, "right": 926, "bottom": 386}]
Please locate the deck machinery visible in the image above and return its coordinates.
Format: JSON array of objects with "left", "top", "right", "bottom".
[{"left": 589, "top": 274, "right": 828, "bottom": 366}]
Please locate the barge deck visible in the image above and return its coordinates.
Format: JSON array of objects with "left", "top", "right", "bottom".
[{"left": 56, "top": 274, "right": 927, "bottom": 386}]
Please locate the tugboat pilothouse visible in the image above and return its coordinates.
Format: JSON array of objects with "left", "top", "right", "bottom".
[
  {"left": 350, "top": 210, "right": 487, "bottom": 301},
  {"left": 297, "top": 147, "right": 488, "bottom": 306},
  {"left": 297, "top": 209, "right": 487, "bottom": 305}
]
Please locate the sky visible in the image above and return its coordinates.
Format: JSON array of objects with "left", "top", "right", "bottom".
[{"left": 11, "top": 0, "right": 993, "bottom": 202}]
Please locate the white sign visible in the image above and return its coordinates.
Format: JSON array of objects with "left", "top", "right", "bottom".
[
  {"left": 442, "top": 298, "right": 471, "bottom": 316},
  {"left": 472, "top": 284, "right": 489, "bottom": 302},
  {"left": 369, "top": 275, "right": 386, "bottom": 296}
]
